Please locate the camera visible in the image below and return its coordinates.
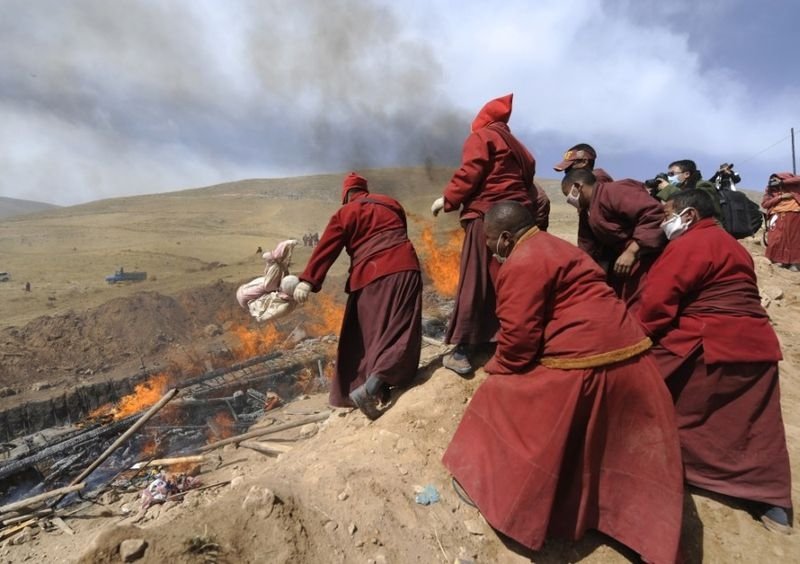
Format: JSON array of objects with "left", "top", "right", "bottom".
[{"left": 644, "top": 173, "right": 669, "bottom": 190}]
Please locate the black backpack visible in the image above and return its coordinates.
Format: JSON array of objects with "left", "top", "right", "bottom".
[{"left": 718, "top": 190, "right": 763, "bottom": 239}]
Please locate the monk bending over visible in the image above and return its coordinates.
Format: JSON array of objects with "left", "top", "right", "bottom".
[
  {"left": 633, "top": 189, "right": 793, "bottom": 534},
  {"left": 561, "top": 168, "right": 665, "bottom": 303},
  {"left": 443, "top": 201, "right": 684, "bottom": 563},
  {"left": 294, "top": 173, "right": 422, "bottom": 419}
]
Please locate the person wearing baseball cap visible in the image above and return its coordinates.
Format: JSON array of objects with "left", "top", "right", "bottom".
[{"left": 553, "top": 143, "right": 614, "bottom": 183}]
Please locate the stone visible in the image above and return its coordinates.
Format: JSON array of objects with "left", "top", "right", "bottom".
[
  {"left": 30, "top": 381, "right": 51, "bottom": 392},
  {"left": 761, "top": 286, "right": 784, "bottom": 301},
  {"left": 324, "top": 520, "right": 339, "bottom": 533},
  {"left": 299, "top": 423, "right": 318, "bottom": 438},
  {"left": 0, "top": 387, "right": 17, "bottom": 398},
  {"left": 119, "top": 538, "right": 148, "bottom": 562},
  {"left": 463, "top": 519, "right": 485, "bottom": 535},
  {"left": 337, "top": 491, "right": 349, "bottom": 501},
  {"left": 348, "top": 523, "right": 357, "bottom": 535},
  {"left": 204, "top": 323, "right": 223, "bottom": 337},
  {"left": 230, "top": 476, "right": 245, "bottom": 489},
  {"left": 241, "top": 485, "right": 275, "bottom": 518}
]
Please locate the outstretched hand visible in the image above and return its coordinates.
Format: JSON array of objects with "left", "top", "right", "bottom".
[
  {"left": 613, "top": 248, "right": 637, "bottom": 277},
  {"left": 431, "top": 197, "right": 445, "bottom": 217},
  {"left": 293, "top": 281, "right": 312, "bottom": 304}
]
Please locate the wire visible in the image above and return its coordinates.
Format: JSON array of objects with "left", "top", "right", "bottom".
[{"left": 737, "top": 133, "right": 792, "bottom": 165}]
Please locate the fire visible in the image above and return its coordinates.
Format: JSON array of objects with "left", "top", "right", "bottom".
[
  {"left": 89, "top": 373, "right": 170, "bottom": 421},
  {"left": 419, "top": 225, "right": 462, "bottom": 297},
  {"left": 230, "top": 323, "right": 283, "bottom": 359},
  {"left": 206, "top": 410, "right": 236, "bottom": 442},
  {"left": 306, "top": 293, "right": 344, "bottom": 337}
]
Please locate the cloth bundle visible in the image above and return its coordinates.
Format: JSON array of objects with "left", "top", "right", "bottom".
[{"left": 236, "top": 239, "right": 300, "bottom": 322}]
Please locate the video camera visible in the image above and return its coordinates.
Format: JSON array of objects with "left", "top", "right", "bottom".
[{"left": 644, "top": 172, "right": 669, "bottom": 191}]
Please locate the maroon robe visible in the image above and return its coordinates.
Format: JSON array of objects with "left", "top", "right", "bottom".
[
  {"left": 443, "top": 229, "right": 684, "bottom": 564},
  {"left": 299, "top": 191, "right": 422, "bottom": 406},
  {"left": 633, "top": 218, "right": 792, "bottom": 508},
  {"left": 442, "top": 98, "right": 539, "bottom": 345},
  {"left": 581, "top": 179, "right": 666, "bottom": 302},
  {"left": 762, "top": 186, "right": 800, "bottom": 265}
]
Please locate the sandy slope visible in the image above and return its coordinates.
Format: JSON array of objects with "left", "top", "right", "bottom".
[{"left": 0, "top": 170, "right": 798, "bottom": 562}]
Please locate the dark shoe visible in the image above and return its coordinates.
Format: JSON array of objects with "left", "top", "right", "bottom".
[
  {"left": 761, "top": 506, "right": 792, "bottom": 535},
  {"left": 451, "top": 477, "right": 476, "bottom": 508},
  {"left": 443, "top": 346, "right": 473, "bottom": 376},
  {"left": 349, "top": 384, "right": 383, "bottom": 420}
]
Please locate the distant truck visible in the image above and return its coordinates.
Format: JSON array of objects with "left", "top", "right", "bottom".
[
  {"left": 0, "top": 272, "right": 9, "bottom": 282},
  {"left": 105, "top": 267, "right": 147, "bottom": 284}
]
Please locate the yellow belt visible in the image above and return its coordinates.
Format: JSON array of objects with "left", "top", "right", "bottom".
[{"left": 539, "top": 337, "right": 652, "bottom": 369}]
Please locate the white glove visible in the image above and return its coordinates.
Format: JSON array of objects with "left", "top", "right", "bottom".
[
  {"left": 431, "top": 197, "right": 445, "bottom": 217},
  {"left": 293, "top": 281, "right": 312, "bottom": 304}
]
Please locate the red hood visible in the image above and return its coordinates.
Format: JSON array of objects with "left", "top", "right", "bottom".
[{"left": 471, "top": 93, "right": 513, "bottom": 131}]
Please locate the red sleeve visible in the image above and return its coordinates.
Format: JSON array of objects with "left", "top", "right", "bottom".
[
  {"left": 633, "top": 240, "right": 706, "bottom": 339},
  {"left": 761, "top": 192, "right": 781, "bottom": 209},
  {"left": 442, "top": 132, "right": 491, "bottom": 212},
  {"left": 299, "top": 212, "right": 346, "bottom": 292},
  {"left": 485, "top": 258, "right": 551, "bottom": 374},
  {"left": 606, "top": 181, "right": 665, "bottom": 251}
]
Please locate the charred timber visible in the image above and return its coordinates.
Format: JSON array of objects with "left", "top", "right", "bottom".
[{"left": 0, "top": 414, "right": 139, "bottom": 481}]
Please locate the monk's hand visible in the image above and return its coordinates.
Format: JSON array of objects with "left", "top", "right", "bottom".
[
  {"left": 613, "top": 248, "right": 637, "bottom": 277},
  {"left": 431, "top": 197, "right": 445, "bottom": 217},
  {"left": 293, "top": 281, "right": 312, "bottom": 304}
]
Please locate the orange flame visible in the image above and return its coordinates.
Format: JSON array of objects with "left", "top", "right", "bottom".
[
  {"left": 206, "top": 410, "right": 236, "bottom": 442},
  {"left": 419, "top": 225, "right": 462, "bottom": 297},
  {"left": 306, "top": 293, "right": 344, "bottom": 337},
  {"left": 89, "top": 373, "right": 170, "bottom": 421},
  {"left": 230, "top": 323, "right": 283, "bottom": 360}
]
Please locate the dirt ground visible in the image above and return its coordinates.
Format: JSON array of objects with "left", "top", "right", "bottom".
[{"left": 0, "top": 171, "right": 798, "bottom": 562}]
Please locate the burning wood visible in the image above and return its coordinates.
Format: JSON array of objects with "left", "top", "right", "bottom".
[
  {"left": 197, "top": 410, "right": 331, "bottom": 453},
  {"left": 239, "top": 440, "right": 292, "bottom": 456},
  {"left": 0, "top": 482, "right": 86, "bottom": 516},
  {"left": 130, "top": 455, "right": 207, "bottom": 470}
]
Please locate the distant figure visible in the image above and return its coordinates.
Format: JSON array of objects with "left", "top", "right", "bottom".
[
  {"left": 312, "top": 232, "right": 320, "bottom": 246},
  {"left": 443, "top": 201, "right": 684, "bottom": 563},
  {"left": 762, "top": 172, "right": 800, "bottom": 271},
  {"left": 24, "top": 281, "right": 30, "bottom": 292},
  {"left": 293, "top": 173, "right": 422, "bottom": 420},
  {"left": 256, "top": 246, "right": 263, "bottom": 255},
  {"left": 709, "top": 163, "right": 741, "bottom": 191},
  {"left": 431, "top": 93, "right": 542, "bottom": 376},
  {"left": 302, "top": 234, "right": 309, "bottom": 247}
]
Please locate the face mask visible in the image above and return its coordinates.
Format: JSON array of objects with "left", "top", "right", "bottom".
[
  {"left": 566, "top": 186, "right": 581, "bottom": 209},
  {"left": 661, "top": 208, "right": 694, "bottom": 240},
  {"left": 493, "top": 235, "right": 510, "bottom": 264},
  {"left": 667, "top": 174, "right": 682, "bottom": 186}
]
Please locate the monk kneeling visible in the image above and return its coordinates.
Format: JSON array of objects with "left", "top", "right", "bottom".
[{"left": 443, "top": 202, "right": 684, "bottom": 563}]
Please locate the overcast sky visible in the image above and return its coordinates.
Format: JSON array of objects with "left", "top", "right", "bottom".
[{"left": 1, "top": 0, "right": 797, "bottom": 206}]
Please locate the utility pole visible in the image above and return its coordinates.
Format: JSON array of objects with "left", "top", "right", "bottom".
[{"left": 792, "top": 127, "right": 797, "bottom": 175}]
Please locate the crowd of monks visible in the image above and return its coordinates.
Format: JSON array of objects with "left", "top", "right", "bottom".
[{"left": 289, "top": 93, "right": 797, "bottom": 562}]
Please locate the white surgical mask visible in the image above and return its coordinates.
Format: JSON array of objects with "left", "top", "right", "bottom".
[
  {"left": 667, "top": 174, "right": 682, "bottom": 186},
  {"left": 566, "top": 186, "right": 581, "bottom": 209},
  {"left": 661, "top": 208, "right": 694, "bottom": 240},
  {"left": 493, "top": 236, "right": 509, "bottom": 264}
]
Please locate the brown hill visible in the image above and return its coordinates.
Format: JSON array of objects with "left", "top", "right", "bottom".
[{"left": 0, "top": 196, "right": 60, "bottom": 221}]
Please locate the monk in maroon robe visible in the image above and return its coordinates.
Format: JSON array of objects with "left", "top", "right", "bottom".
[
  {"left": 561, "top": 168, "right": 666, "bottom": 303},
  {"left": 762, "top": 172, "right": 800, "bottom": 271},
  {"left": 431, "top": 93, "right": 543, "bottom": 375},
  {"left": 443, "top": 202, "right": 684, "bottom": 563},
  {"left": 293, "top": 173, "right": 422, "bottom": 419},
  {"left": 553, "top": 143, "right": 615, "bottom": 257},
  {"left": 632, "top": 189, "right": 793, "bottom": 534}
]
